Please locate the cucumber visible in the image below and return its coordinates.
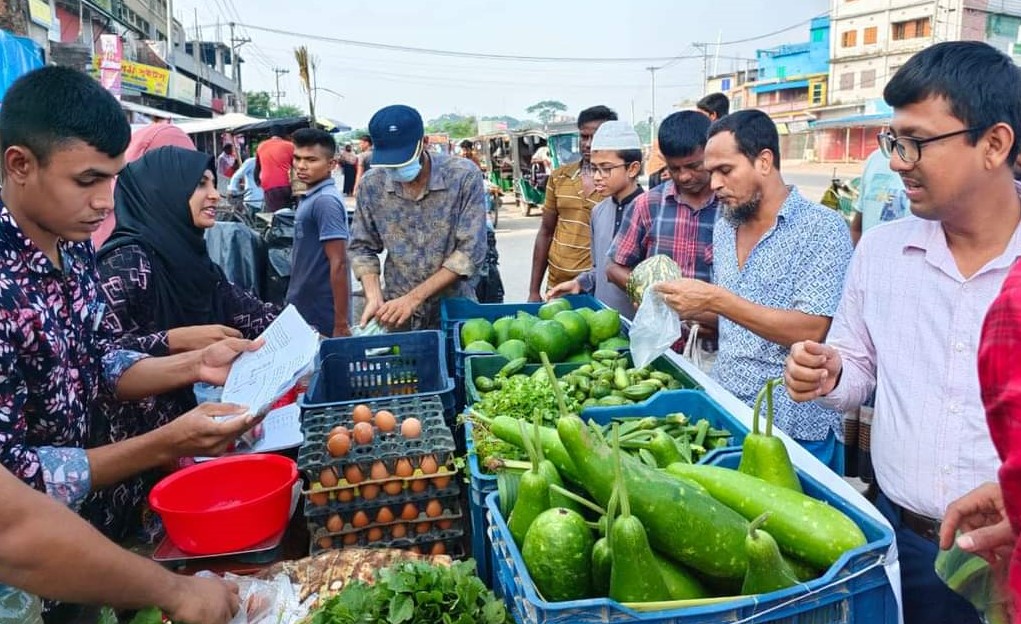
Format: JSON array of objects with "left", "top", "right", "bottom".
[
  {"left": 622, "top": 384, "right": 657, "bottom": 402},
  {"left": 665, "top": 463, "right": 867, "bottom": 569},
  {"left": 498, "top": 357, "right": 528, "bottom": 377},
  {"left": 557, "top": 415, "right": 749, "bottom": 580},
  {"left": 592, "top": 349, "right": 621, "bottom": 361},
  {"left": 521, "top": 508, "right": 594, "bottom": 601},
  {"left": 474, "top": 376, "right": 495, "bottom": 393}
]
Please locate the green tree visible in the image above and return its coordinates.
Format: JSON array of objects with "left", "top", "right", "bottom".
[
  {"left": 244, "top": 91, "right": 305, "bottom": 119},
  {"left": 272, "top": 104, "right": 305, "bottom": 118},
  {"left": 426, "top": 114, "right": 478, "bottom": 139},
  {"left": 526, "top": 100, "right": 567, "bottom": 128}
]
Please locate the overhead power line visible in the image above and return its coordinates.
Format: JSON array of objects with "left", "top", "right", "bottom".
[{"left": 700, "top": 12, "right": 830, "bottom": 46}]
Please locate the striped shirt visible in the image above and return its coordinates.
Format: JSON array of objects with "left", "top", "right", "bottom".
[
  {"left": 818, "top": 209, "right": 1021, "bottom": 518},
  {"left": 544, "top": 161, "right": 604, "bottom": 287},
  {"left": 608, "top": 180, "right": 717, "bottom": 283}
]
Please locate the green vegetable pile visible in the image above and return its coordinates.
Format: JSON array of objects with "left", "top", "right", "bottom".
[{"left": 307, "top": 560, "right": 511, "bottom": 624}]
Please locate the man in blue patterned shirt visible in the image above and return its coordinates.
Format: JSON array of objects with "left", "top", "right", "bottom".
[
  {"left": 352, "top": 105, "right": 487, "bottom": 330},
  {"left": 656, "top": 110, "right": 852, "bottom": 473}
]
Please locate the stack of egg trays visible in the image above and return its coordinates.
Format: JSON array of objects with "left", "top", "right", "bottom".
[{"left": 308, "top": 488, "right": 465, "bottom": 555}]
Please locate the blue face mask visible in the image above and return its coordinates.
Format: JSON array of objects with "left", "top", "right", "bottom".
[{"left": 387, "top": 158, "right": 422, "bottom": 183}]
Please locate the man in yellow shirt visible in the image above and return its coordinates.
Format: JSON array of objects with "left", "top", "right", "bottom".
[{"left": 528, "top": 105, "right": 617, "bottom": 300}]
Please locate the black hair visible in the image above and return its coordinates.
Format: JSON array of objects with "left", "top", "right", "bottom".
[
  {"left": 460, "top": 139, "right": 473, "bottom": 150},
  {"left": 292, "top": 128, "right": 337, "bottom": 156},
  {"left": 707, "top": 109, "right": 781, "bottom": 171},
  {"left": 616, "top": 149, "right": 643, "bottom": 166},
  {"left": 360, "top": 134, "right": 373, "bottom": 146},
  {"left": 578, "top": 105, "right": 618, "bottom": 127},
  {"left": 697, "top": 93, "right": 730, "bottom": 119},
  {"left": 270, "top": 125, "right": 288, "bottom": 139},
  {"left": 884, "top": 41, "right": 1021, "bottom": 161},
  {"left": 222, "top": 143, "right": 234, "bottom": 153},
  {"left": 0, "top": 66, "right": 130, "bottom": 164},
  {"left": 658, "top": 111, "right": 711, "bottom": 159}
]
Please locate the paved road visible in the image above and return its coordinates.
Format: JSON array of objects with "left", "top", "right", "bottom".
[{"left": 492, "top": 168, "right": 850, "bottom": 302}]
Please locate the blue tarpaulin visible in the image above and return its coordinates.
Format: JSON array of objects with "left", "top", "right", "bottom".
[{"left": 0, "top": 29, "right": 44, "bottom": 105}]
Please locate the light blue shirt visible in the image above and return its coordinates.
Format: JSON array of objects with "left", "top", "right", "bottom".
[
  {"left": 229, "top": 157, "right": 265, "bottom": 205},
  {"left": 711, "top": 187, "right": 853, "bottom": 441},
  {"left": 855, "top": 150, "right": 908, "bottom": 232}
]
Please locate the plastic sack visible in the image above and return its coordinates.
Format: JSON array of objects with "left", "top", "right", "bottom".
[
  {"left": 195, "top": 571, "right": 310, "bottom": 624},
  {"left": 629, "top": 286, "right": 682, "bottom": 368},
  {"left": 934, "top": 540, "right": 1012, "bottom": 624}
]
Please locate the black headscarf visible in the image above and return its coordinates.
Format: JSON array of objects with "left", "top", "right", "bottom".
[{"left": 99, "top": 145, "right": 225, "bottom": 329}]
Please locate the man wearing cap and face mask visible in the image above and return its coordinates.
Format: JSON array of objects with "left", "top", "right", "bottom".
[{"left": 350, "top": 105, "right": 487, "bottom": 330}]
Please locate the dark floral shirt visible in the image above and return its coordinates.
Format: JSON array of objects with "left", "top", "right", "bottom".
[{"left": 0, "top": 201, "right": 146, "bottom": 508}]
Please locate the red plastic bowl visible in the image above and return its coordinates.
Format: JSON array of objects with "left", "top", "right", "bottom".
[{"left": 149, "top": 454, "right": 298, "bottom": 555}]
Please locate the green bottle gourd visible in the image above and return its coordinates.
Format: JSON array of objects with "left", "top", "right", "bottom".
[
  {"left": 652, "top": 553, "right": 709, "bottom": 600},
  {"left": 738, "top": 378, "right": 802, "bottom": 492},
  {"left": 531, "top": 409, "right": 582, "bottom": 515},
  {"left": 591, "top": 486, "right": 617, "bottom": 597},
  {"left": 507, "top": 420, "right": 551, "bottom": 547},
  {"left": 608, "top": 424, "right": 673, "bottom": 603},
  {"left": 741, "top": 513, "right": 800, "bottom": 595}
]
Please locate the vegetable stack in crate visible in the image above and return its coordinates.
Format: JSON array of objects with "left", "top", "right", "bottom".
[{"left": 300, "top": 396, "right": 464, "bottom": 557}]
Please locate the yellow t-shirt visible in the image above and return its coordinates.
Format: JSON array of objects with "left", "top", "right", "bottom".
[{"left": 544, "top": 161, "right": 604, "bottom": 287}]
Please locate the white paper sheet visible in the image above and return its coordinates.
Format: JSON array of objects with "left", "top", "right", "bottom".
[
  {"left": 194, "top": 403, "right": 304, "bottom": 462},
  {"left": 220, "top": 305, "right": 319, "bottom": 417}
]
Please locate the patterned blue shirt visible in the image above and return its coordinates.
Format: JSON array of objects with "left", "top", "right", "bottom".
[{"left": 711, "top": 188, "right": 853, "bottom": 441}]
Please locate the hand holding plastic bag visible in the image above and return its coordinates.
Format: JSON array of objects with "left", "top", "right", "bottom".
[
  {"left": 195, "top": 571, "right": 310, "bottom": 624},
  {"left": 629, "top": 286, "right": 683, "bottom": 368},
  {"left": 934, "top": 542, "right": 1012, "bottom": 624}
]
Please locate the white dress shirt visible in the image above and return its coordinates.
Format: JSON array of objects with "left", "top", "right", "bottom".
[{"left": 818, "top": 213, "right": 1021, "bottom": 519}]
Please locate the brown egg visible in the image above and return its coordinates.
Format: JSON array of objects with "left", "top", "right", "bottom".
[
  {"left": 400, "top": 503, "right": 419, "bottom": 521},
  {"left": 415, "top": 521, "right": 433, "bottom": 534},
  {"left": 343, "top": 465, "right": 363, "bottom": 485},
  {"left": 394, "top": 458, "right": 414, "bottom": 478},
  {"left": 352, "top": 404, "right": 373, "bottom": 424},
  {"left": 366, "top": 527, "right": 384, "bottom": 542},
  {"left": 360, "top": 484, "right": 380, "bottom": 500},
  {"left": 419, "top": 455, "right": 439, "bottom": 475},
  {"left": 390, "top": 523, "right": 408, "bottom": 538},
  {"left": 317, "top": 536, "right": 333, "bottom": 550},
  {"left": 353, "top": 422, "right": 374, "bottom": 445},
  {"left": 308, "top": 486, "right": 329, "bottom": 507},
  {"left": 342, "top": 532, "right": 359, "bottom": 546},
  {"left": 374, "top": 410, "right": 396, "bottom": 432},
  {"left": 327, "top": 433, "right": 351, "bottom": 458},
  {"left": 320, "top": 467, "right": 339, "bottom": 488},
  {"left": 425, "top": 500, "right": 443, "bottom": 518},
  {"left": 369, "top": 460, "right": 389, "bottom": 481},
  {"left": 326, "top": 514, "right": 343, "bottom": 533},
  {"left": 409, "top": 479, "right": 428, "bottom": 493},
  {"left": 437, "top": 519, "right": 453, "bottom": 530},
  {"left": 376, "top": 506, "right": 395, "bottom": 524},
  {"left": 408, "top": 545, "right": 422, "bottom": 555},
  {"left": 352, "top": 511, "right": 370, "bottom": 528},
  {"left": 400, "top": 417, "right": 422, "bottom": 439},
  {"left": 336, "top": 488, "right": 355, "bottom": 503},
  {"left": 430, "top": 542, "right": 447, "bottom": 556},
  {"left": 329, "top": 425, "right": 349, "bottom": 439},
  {"left": 431, "top": 475, "right": 451, "bottom": 490},
  {"left": 383, "top": 480, "right": 403, "bottom": 495}
]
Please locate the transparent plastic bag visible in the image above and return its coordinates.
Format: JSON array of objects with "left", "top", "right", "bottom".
[
  {"left": 195, "top": 571, "right": 310, "bottom": 624},
  {"left": 934, "top": 540, "right": 1012, "bottom": 624},
  {"left": 629, "top": 286, "right": 682, "bottom": 368}
]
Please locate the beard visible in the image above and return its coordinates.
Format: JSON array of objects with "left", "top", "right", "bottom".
[{"left": 723, "top": 192, "right": 762, "bottom": 225}]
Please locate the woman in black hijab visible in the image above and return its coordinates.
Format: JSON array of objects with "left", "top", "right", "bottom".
[{"left": 87, "top": 146, "right": 278, "bottom": 541}]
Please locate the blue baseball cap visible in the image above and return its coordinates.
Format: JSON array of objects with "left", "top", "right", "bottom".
[{"left": 368, "top": 104, "right": 424, "bottom": 167}]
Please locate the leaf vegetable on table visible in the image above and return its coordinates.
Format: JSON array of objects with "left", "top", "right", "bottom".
[{"left": 307, "top": 559, "right": 511, "bottom": 624}]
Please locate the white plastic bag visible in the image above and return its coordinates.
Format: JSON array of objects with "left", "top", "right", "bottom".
[
  {"left": 681, "top": 322, "right": 703, "bottom": 370},
  {"left": 629, "top": 286, "right": 683, "bottom": 368},
  {"left": 195, "top": 571, "right": 309, "bottom": 624}
]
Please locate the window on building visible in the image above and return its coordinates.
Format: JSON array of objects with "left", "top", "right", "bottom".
[
  {"left": 840, "top": 72, "right": 855, "bottom": 90},
  {"left": 841, "top": 30, "right": 858, "bottom": 47},
  {"left": 812, "top": 28, "right": 826, "bottom": 43},
  {"left": 860, "top": 69, "right": 877, "bottom": 88},
  {"left": 777, "top": 66, "right": 786, "bottom": 80},
  {"left": 893, "top": 18, "right": 932, "bottom": 40},
  {"left": 811, "top": 82, "right": 825, "bottom": 105},
  {"left": 864, "top": 26, "right": 878, "bottom": 44}
]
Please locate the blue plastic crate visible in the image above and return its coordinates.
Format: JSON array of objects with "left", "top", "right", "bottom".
[
  {"left": 299, "top": 331, "right": 455, "bottom": 423},
  {"left": 485, "top": 451, "right": 897, "bottom": 624}
]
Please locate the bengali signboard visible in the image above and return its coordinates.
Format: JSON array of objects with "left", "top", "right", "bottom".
[
  {"left": 92, "top": 57, "right": 170, "bottom": 97},
  {"left": 98, "top": 34, "right": 122, "bottom": 99}
]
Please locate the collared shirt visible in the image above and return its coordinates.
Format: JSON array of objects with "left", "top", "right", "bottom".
[
  {"left": 977, "top": 259, "right": 1021, "bottom": 601},
  {"left": 855, "top": 150, "right": 909, "bottom": 232},
  {"left": 713, "top": 188, "right": 852, "bottom": 442},
  {"left": 609, "top": 180, "right": 717, "bottom": 284},
  {"left": 351, "top": 153, "right": 487, "bottom": 330},
  {"left": 576, "top": 187, "right": 644, "bottom": 319},
  {"left": 256, "top": 137, "right": 294, "bottom": 190},
  {"left": 0, "top": 201, "right": 146, "bottom": 508},
  {"left": 287, "top": 178, "right": 351, "bottom": 335},
  {"left": 544, "top": 161, "right": 604, "bottom": 287},
  {"left": 229, "top": 157, "right": 265, "bottom": 205},
  {"left": 819, "top": 207, "right": 1021, "bottom": 519}
]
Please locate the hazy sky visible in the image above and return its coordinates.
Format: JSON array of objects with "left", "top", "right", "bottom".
[{"left": 170, "top": 0, "right": 829, "bottom": 128}]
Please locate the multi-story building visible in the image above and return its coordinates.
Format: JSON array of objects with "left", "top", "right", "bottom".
[
  {"left": 816, "top": 0, "right": 1021, "bottom": 161},
  {"left": 752, "top": 16, "right": 831, "bottom": 126},
  {"left": 705, "top": 67, "right": 758, "bottom": 113}
]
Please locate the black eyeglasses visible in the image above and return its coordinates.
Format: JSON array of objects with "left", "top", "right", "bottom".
[
  {"left": 590, "top": 163, "right": 628, "bottom": 177},
  {"left": 877, "top": 127, "right": 987, "bottom": 164}
]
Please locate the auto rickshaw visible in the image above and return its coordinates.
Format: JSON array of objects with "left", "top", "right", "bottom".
[
  {"left": 547, "top": 121, "right": 582, "bottom": 169},
  {"left": 510, "top": 129, "right": 548, "bottom": 216},
  {"left": 473, "top": 132, "right": 513, "bottom": 194}
]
